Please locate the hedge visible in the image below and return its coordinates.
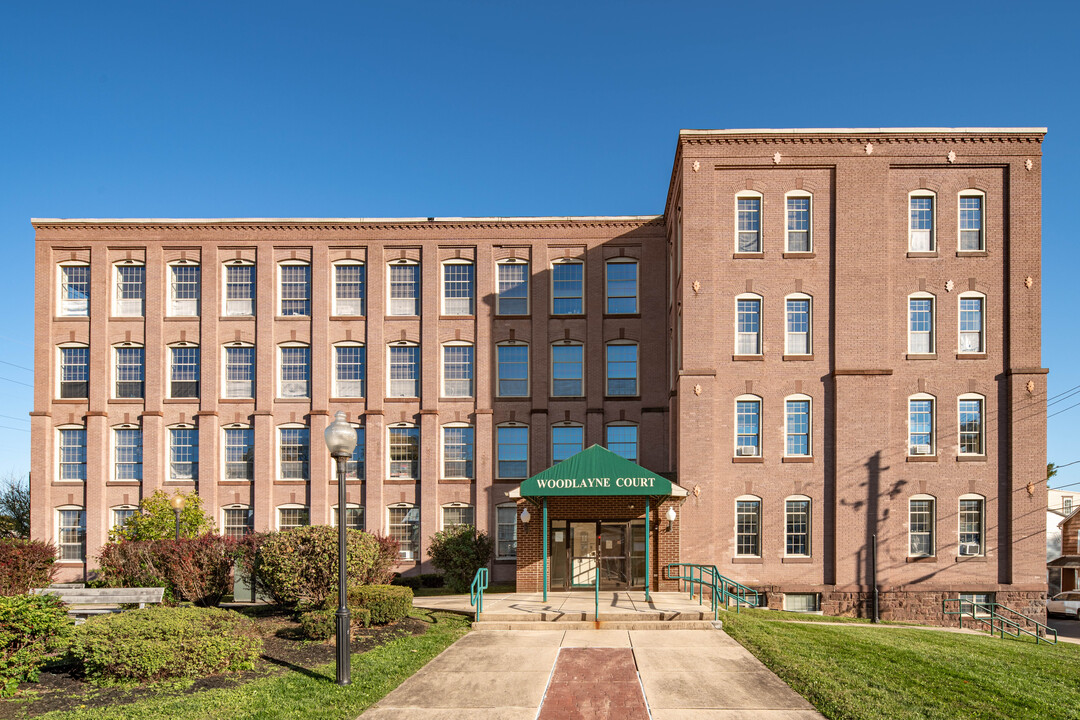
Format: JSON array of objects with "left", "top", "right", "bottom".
[
  {"left": 96, "top": 535, "right": 237, "bottom": 606},
  {"left": 0, "top": 539, "right": 57, "bottom": 596},
  {"left": 0, "top": 594, "right": 72, "bottom": 696}
]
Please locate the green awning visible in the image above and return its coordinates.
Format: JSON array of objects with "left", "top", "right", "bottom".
[{"left": 508, "top": 445, "right": 687, "bottom": 498}]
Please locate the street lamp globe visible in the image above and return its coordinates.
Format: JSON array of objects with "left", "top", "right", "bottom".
[
  {"left": 324, "top": 411, "right": 358, "bottom": 459},
  {"left": 170, "top": 494, "right": 186, "bottom": 512}
]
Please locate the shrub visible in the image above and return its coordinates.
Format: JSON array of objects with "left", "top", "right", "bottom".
[
  {"left": 348, "top": 585, "right": 412, "bottom": 625},
  {"left": 0, "top": 539, "right": 57, "bottom": 595},
  {"left": 96, "top": 535, "right": 237, "bottom": 606},
  {"left": 255, "top": 526, "right": 398, "bottom": 608},
  {"left": 110, "top": 490, "right": 214, "bottom": 542},
  {"left": 68, "top": 606, "right": 262, "bottom": 684},
  {"left": 298, "top": 606, "right": 371, "bottom": 641},
  {"left": 427, "top": 525, "right": 493, "bottom": 593},
  {"left": 0, "top": 594, "right": 72, "bottom": 696},
  {"left": 391, "top": 573, "right": 444, "bottom": 591}
]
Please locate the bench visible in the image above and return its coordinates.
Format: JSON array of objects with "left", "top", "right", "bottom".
[{"left": 32, "top": 587, "right": 166, "bottom": 624}]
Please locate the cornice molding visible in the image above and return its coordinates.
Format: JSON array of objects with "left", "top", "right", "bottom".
[
  {"left": 682, "top": 134, "right": 1044, "bottom": 146},
  {"left": 32, "top": 217, "right": 665, "bottom": 232}
]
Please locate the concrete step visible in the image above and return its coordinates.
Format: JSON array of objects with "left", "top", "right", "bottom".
[
  {"left": 472, "top": 619, "right": 722, "bottom": 631},
  {"left": 476, "top": 611, "right": 714, "bottom": 623}
]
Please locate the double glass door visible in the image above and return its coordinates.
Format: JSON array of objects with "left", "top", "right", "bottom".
[{"left": 549, "top": 520, "right": 646, "bottom": 590}]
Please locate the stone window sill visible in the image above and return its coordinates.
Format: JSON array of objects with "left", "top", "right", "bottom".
[
  {"left": 782, "top": 456, "right": 814, "bottom": 463},
  {"left": 906, "top": 353, "right": 937, "bottom": 360},
  {"left": 906, "top": 556, "right": 937, "bottom": 563},
  {"left": 782, "top": 252, "right": 816, "bottom": 259},
  {"left": 733, "top": 354, "right": 763, "bottom": 361},
  {"left": 782, "top": 556, "right": 813, "bottom": 564},
  {"left": 731, "top": 557, "right": 762, "bottom": 564},
  {"left": 906, "top": 252, "right": 939, "bottom": 259},
  {"left": 732, "top": 252, "right": 765, "bottom": 260},
  {"left": 957, "top": 353, "right": 988, "bottom": 360},
  {"left": 957, "top": 455, "right": 987, "bottom": 463},
  {"left": 732, "top": 456, "right": 764, "bottom": 463},
  {"left": 783, "top": 354, "right": 814, "bottom": 361}
]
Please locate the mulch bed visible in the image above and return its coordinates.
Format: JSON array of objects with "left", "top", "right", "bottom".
[{"left": 0, "top": 606, "right": 430, "bottom": 718}]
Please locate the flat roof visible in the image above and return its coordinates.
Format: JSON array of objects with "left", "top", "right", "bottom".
[
  {"left": 31, "top": 215, "right": 663, "bottom": 225},
  {"left": 681, "top": 127, "right": 1047, "bottom": 135}
]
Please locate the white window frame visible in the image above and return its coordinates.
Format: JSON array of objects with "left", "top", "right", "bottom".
[
  {"left": 908, "top": 494, "right": 936, "bottom": 557},
  {"left": 495, "top": 422, "right": 529, "bottom": 479},
  {"left": 333, "top": 503, "right": 365, "bottom": 531},
  {"left": 278, "top": 343, "right": 311, "bottom": 399},
  {"left": 388, "top": 423, "right": 420, "bottom": 479},
  {"left": 496, "top": 341, "right": 529, "bottom": 397},
  {"left": 387, "top": 342, "right": 420, "bottom": 398},
  {"left": 387, "top": 259, "right": 420, "bottom": 317},
  {"left": 735, "top": 293, "right": 763, "bottom": 356},
  {"left": 908, "top": 190, "right": 936, "bottom": 252},
  {"left": 223, "top": 343, "right": 256, "bottom": 399},
  {"left": 550, "top": 258, "right": 584, "bottom": 315},
  {"left": 222, "top": 424, "right": 254, "bottom": 481},
  {"left": 388, "top": 503, "right": 419, "bottom": 560},
  {"left": 734, "top": 394, "right": 762, "bottom": 457},
  {"left": 784, "top": 293, "right": 812, "bottom": 355},
  {"left": 58, "top": 262, "right": 90, "bottom": 317},
  {"left": 783, "top": 394, "right": 812, "bottom": 458},
  {"left": 958, "top": 493, "right": 986, "bottom": 557},
  {"left": 345, "top": 424, "right": 365, "bottom": 480},
  {"left": 441, "top": 423, "right": 475, "bottom": 479},
  {"left": 440, "top": 502, "right": 475, "bottom": 531},
  {"left": 113, "top": 343, "right": 145, "bottom": 399},
  {"left": 441, "top": 342, "right": 474, "bottom": 398},
  {"left": 908, "top": 393, "right": 936, "bottom": 456},
  {"left": 495, "top": 258, "right": 530, "bottom": 315},
  {"left": 735, "top": 191, "right": 763, "bottom": 253},
  {"left": 958, "top": 190, "right": 986, "bottom": 252},
  {"left": 907, "top": 292, "right": 936, "bottom": 355},
  {"left": 605, "top": 258, "right": 638, "bottom": 314},
  {"left": 605, "top": 341, "right": 638, "bottom": 397},
  {"left": 111, "top": 505, "right": 139, "bottom": 532},
  {"left": 605, "top": 422, "right": 638, "bottom": 462},
  {"left": 496, "top": 503, "right": 518, "bottom": 560},
  {"left": 56, "top": 505, "right": 86, "bottom": 562},
  {"left": 784, "top": 495, "right": 812, "bottom": 557},
  {"left": 113, "top": 261, "right": 145, "bottom": 317},
  {"left": 333, "top": 342, "right": 366, "bottom": 398},
  {"left": 278, "top": 261, "right": 312, "bottom": 317},
  {"left": 167, "top": 260, "right": 200, "bottom": 317},
  {"left": 58, "top": 344, "right": 89, "bottom": 399},
  {"left": 167, "top": 424, "right": 199, "bottom": 481},
  {"left": 168, "top": 343, "right": 200, "bottom": 399},
  {"left": 56, "top": 425, "right": 87, "bottom": 482},
  {"left": 551, "top": 422, "right": 584, "bottom": 464},
  {"left": 958, "top": 393, "right": 986, "bottom": 456},
  {"left": 277, "top": 424, "right": 310, "bottom": 481},
  {"left": 222, "top": 504, "right": 254, "bottom": 539},
  {"left": 551, "top": 340, "right": 584, "bottom": 397},
  {"left": 223, "top": 260, "right": 256, "bottom": 317},
  {"left": 276, "top": 504, "right": 309, "bottom": 531},
  {"left": 735, "top": 495, "right": 762, "bottom": 557},
  {"left": 784, "top": 190, "right": 813, "bottom": 253},
  {"left": 958, "top": 291, "right": 986, "bottom": 354},
  {"left": 441, "top": 259, "right": 475, "bottom": 316},
  {"left": 332, "top": 260, "right": 366, "bottom": 317},
  {"left": 113, "top": 424, "right": 143, "bottom": 482}
]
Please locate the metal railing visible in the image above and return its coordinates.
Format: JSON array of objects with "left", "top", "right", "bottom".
[
  {"left": 664, "top": 563, "right": 760, "bottom": 619},
  {"left": 470, "top": 567, "right": 489, "bottom": 616},
  {"left": 942, "top": 599, "right": 1058, "bottom": 645}
]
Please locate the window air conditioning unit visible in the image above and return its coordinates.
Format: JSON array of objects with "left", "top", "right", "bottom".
[
  {"left": 959, "top": 543, "right": 981, "bottom": 556},
  {"left": 910, "top": 444, "right": 931, "bottom": 455},
  {"left": 737, "top": 446, "right": 758, "bottom": 456}
]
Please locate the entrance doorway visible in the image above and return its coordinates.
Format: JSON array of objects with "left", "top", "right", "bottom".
[{"left": 550, "top": 520, "right": 646, "bottom": 590}]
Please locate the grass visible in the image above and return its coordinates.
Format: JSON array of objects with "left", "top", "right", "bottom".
[
  {"left": 722, "top": 610, "right": 1080, "bottom": 720},
  {"left": 34, "top": 609, "right": 470, "bottom": 720}
]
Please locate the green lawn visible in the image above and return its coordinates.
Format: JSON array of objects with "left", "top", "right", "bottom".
[
  {"left": 35, "top": 610, "right": 470, "bottom": 720},
  {"left": 722, "top": 610, "right": 1080, "bottom": 720}
]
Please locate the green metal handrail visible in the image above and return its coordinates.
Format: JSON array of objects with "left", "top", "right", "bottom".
[
  {"left": 470, "top": 567, "right": 489, "bottom": 615},
  {"left": 664, "top": 563, "right": 760, "bottom": 619},
  {"left": 942, "top": 599, "right": 1058, "bottom": 645}
]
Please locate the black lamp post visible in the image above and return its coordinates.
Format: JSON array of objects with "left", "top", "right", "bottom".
[
  {"left": 169, "top": 494, "right": 186, "bottom": 540},
  {"left": 324, "top": 411, "right": 358, "bottom": 686}
]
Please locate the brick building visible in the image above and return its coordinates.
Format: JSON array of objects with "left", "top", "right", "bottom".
[{"left": 30, "top": 127, "right": 1048, "bottom": 621}]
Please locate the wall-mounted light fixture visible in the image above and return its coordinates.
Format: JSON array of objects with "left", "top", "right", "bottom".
[
  {"left": 666, "top": 506, "right": 677, "bottom": 532},
  {"left": 520, "top": 507, "right": 531, "bottom": 525}
]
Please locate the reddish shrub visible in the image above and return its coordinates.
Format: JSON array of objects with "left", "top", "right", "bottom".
[
  {"left": 0, "top": 539, "right": 57, "bottom": 595},
  {"left": 365, "top": 534, "right": 400, "bottom": 586},
  {"left": 96, "top": 535, "right": 238, "bottom": 606}
]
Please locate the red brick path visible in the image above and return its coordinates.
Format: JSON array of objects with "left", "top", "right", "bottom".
[{"left": 537, "top": 647, "right": 649, "bottom": 720}]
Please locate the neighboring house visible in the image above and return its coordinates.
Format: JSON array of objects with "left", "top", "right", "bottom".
[{"left": 1048, "top": 489, "right": 1080, "bottom": 596}]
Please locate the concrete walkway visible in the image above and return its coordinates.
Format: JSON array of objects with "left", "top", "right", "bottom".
[
  {"left": 360, "top": 627, "right": 823, "bottom": 719},
  {"left": 413, "top": 591, "right": 723, "bottom": 622}
]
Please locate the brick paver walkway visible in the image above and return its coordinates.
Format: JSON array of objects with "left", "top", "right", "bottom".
[{"left": 537, "top": 648, "right": 649, "bottom": 720}]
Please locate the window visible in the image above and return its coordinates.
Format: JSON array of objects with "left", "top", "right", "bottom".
[
  {"left": 58, "top": 428, "right": 87, "bottom": 481},
  {"left": 909, "top": 192, "right": 935, "bottom": 251},
  {"left": 169, "top": 345, "right": 200, "bottom": 398},
  {"left": 959, "top": 495, "right": 985, "bottom": 556},
  {"left": 57, "top": 508, "right": 86, "bottom": 561},
  {"left": 223, "top": 506, "right": 253, "bottom": 539},
  {"left": 112, "top": 506, "right": 138, "bottom": 531},
  {"left": 496, "top": 424, "right": 528, "bottom": 478},
  {"left": 114, "top": 346, "right": 144, "bottom": 399},
  {"left": 442, "top": 344, "right": 474, "bottom": 397},
  {"left": 736, "top": 194, "right": 762, "bottom": 252},
  {"left": 909, "top": 496, "right": 935, "bottom": 556},
  {"left": 224, "top": 345, "right": 255, "bottom": 398},
  {"left": 223, "top": 427, "right": 254, "bottom": 480},
  {"left": 278, "top": 506, "right": 309, "bottom": 531},
  {"left": 114, "top": 263, "right": 145, "bottom": 316},
  {"left": 496, "top": 259, "right": 529, "bottom": 315},
  {"left": 334, "top": 344, "right": 366, "bottom": 398},
  {"left": 59, "top": 264, "right": 89, "bottom": 316},
  {"left": 908, "top": 395, "right": 935, "bottom": 455},
  {"left": 59, "top": 346, "right": 89, "bottom": 398},
  {"left": 169, "top": 263, "right": 200, "bottom": 316},
  {"left": 279, "top": 263, "right": 311, "bottom": 316},
  {"left": 442, "top": 425, "right": 474, "bottom": 478},
  {"left": 389, "top": 425, "right": 419, "bottom": 478},
  {"left": 551, "top": 342, "right": 583, "bottom": 396},
  {"left": 442, "top": 504, "right": 474, "bottom": 530},
  {"left": 496, "top": 343, "right": 529, "bottom": 397},
  {"left": 959, "top": 193, "right": 984, "bottom": 251},
  {"left": 786, "top": 193, "right": 812, "bottom": 252},
  {"left": 388, "top": 505, "right": 419, "bottom": 560},
  {"left": 442, "top": 261, "right": 474, "bottom": 315},
  {"left": 346, "top": 427, "right": 365, "bottom": 480},
  {"left": 334, "top": 262, "right": 366, "bottom": 316},
  {"left": 785, "top": 396, "right": 811, "bottom": 457},
  {"left": 388, "top": 261, "right": 419, "bottom": 316},
  {"left": 959, "top": 294, "right": 985, "bottom": 353},
  {"left": 735, "top": 396, "right": 761, "bottom": 456},
  {"left": 334, "top": 505, "right": 364, "bottom": 531},
  {"left": 496, "top": 504, "right": 517, "bottom": 559},
  {"left": 551, "top": 260, "right": 583, "bottom": 315},
  {"left": 785, "top": 295, "right": 812, "bottom": 355},
  {"left": 908, "top": 294, "right": 935, "bottom": 354},
  {"left": 958, "top": 395, "right": 984, "bottom": 455},
  {"left": 785, "top": 497, "right": 811, "bottom": 556},
  {"left": 551, "top": 424, "right": 583, "bottom": 463},
  {"left": 606, "top": 259, "right": 638, "bottom": 314},
  {"left": 783, "top": 594, "right": 819, "bottom": 612},
  {"left": 959, "top": 592, "right": 993, "bottom": 617},
  {"left": 606, "top": 343, "right": 638, "bottom": 396},
  {"left": 279, "top": 427, "right": 309, "bottom": 480},
  {"left": 1065, "top": 497, "right": 1074, "bottom": 515},
  {"left": 114, "top": 427, "right": 142, "bottom": 481},
  {"left": 224, "top": 263, "right": 255, "bottom": 316},
  {"left": 735, "top": 498, "right": 761, "bottom": 556},
  {"left": 169, "top": 427, "right": 198, "bottom": 480},
  {"left": 606, "top": 424, "right": 638, "bottom": 462},
  {"left": 735, "top": 295, "right": 762, "bottom": 355},
  {"left": 388, "top": 343, "right": 420, "bottom": 397},
  {"left": 279, "top": 345, "right": 311, "bottom": 398}
]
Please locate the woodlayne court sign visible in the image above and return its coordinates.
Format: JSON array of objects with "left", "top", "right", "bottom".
[{"left": 509, "top": 445, "right": 688, "bottom": 498}]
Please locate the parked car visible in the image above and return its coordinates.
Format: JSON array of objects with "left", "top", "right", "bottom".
[{"left": 1047, "top": 592, "right": 1080, "bottom": 618}]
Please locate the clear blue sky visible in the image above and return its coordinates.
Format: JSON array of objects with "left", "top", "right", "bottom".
[{"left": 0, "top": 1, "right": 1077, "bottom": 487}]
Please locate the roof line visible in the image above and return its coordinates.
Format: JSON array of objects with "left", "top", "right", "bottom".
[
  {"left": 680, "top": 127, "right": 1047, "bottom": 135},
  {"left": 32, "top": 215, "right": 663, "bottom": 225}
]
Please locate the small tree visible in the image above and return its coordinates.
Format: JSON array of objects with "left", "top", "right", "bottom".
[
  {"left": 427, "top": 525, "right": 493, "bottom": 593},
  {"left": 110, "top": 490, "right": 214, "bottom": 542},
  {"left": 0, "top": 474, "right": 30, "bottom": 540}
]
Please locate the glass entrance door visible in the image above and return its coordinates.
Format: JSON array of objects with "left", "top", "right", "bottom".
[
  {"left": 570, "top": 522, "right": 597, "bottom": 587},
  {"left": 599, "top": 523, "right": 628, "bottom": 588}
]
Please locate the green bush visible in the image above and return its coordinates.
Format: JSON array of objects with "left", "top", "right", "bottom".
[
  {"left": 109, "top": 490, "right": 214, "bottom": 542},
  {"left": 68, "top": 606, "right": 262, "bottom": 684},
  {"left": 427, "top": 525, "right": 493, "bottom": 593},
  {"left": 348, "top": 585, "right": 412, "bottom": 625},
  {"left": 298, "top": 606, "right": 371, "bottom": 640},
  {"left": 0, "top": 594, "right": 72, "bottom": 696}
]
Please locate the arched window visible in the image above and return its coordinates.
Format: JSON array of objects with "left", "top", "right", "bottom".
[
  {"left": 551, "top": 259, "right": 584, "bottom": 315},
  {"left": 606, "top": 341, "right": 638, "bottom": 396},
  {"left": 734, "top": 394, "right": 762, "bottom": 457},
  {"left": 113, "top": 260, "right": 145, "bottom": 317},
  {"left": 388, "top": 259, "right": 420, "bottom": 316},
  {"left": 223, "top": 342, "right": 255, "bottom": 399},
  {"left": 111, "top": 505, "right": 139, "bottom": 533},
  {"left": 495, "top": 258, "right": 529, "bottom": 315},
  {"left": 958, "top": 291, "right": 986, "bottom": 354},
  {"left": 442, "top": 342, "right": 474, "bottom": 398},
  {"left": 57, "top": 344, "right": 89, "bottom": 399},
  {"left": 442, "top": 260, "right": 475, "bottom": 315},
  {"left": 496, "top": 503, "right": 518, "bottom": 559},
  {"left": 168, "top": 342, "right": 200, "bottom": 398},
  {"left": 168, "top": 259, "right": 200, "bottom": 317},
  {"left": 907, "top": 292, "right": 936, "bottom": 355},
  {"left": 551, "top": 422, "right": 583, "bottom": 463},
  {"left": 442, "top": 423, "right": 475, "bottom": 479},
  {"left": 223, "top": 259, "right": 255, "bottom": 317},
  {"left": 333, "top": 260, "right": 366, "bottom": 316},
  {"left": 441, "top": 502, "right": 475, "bottom": 530},
  {"left": 496, "top": 341, "right": 529, "bottom": 397},
  {"left": 605, "top": 423, "right": 638, "bottom": 462},
  {"left": 958, "top": 494, "right": 986, "bottom": 556},
  {"left": 113, "top": 342, "right": 145, "bottom": 399},
  {"left": 785, "top": 190, "right": 813, "bottom": 253},
  {"left": 735, "top": 191, "right": 763, "bottom": 253},
  {"left": 277, "top": 503, "right": 309, "bottom": 531},
  {"left": 496, "top": 423, "right": 528, "bottom": 478},
  {"left": 388, "top": 423, "right": 419, "bottom": 479},
  {"left": 735, "top": 496, "right": 762, "bottom": 557},
  {"left": 222, "top": 424, "right": 254, "bottom": 481},
  {"left": 277, "top": 424, "right": 309, "bottom": 481},
  {"left": 387, "top": 503, "right": 419, "bottom": 559},
  {"left": 551, "top": 340, "right": 584, "bottom": 397},
  {"left": 278, "top": 343, "right": 311, "bottom": 398},
  {"left": 908, "top": 494, "right": 936, "bottom": 557},
  {"left": 958, "top": 189, "right": 986, "bottom": 252},
  {"left": 333, "top": 503, "right": 364, "bottom": 531},
  {"left": 168, "top": 424, "right": 199, "bottom": 480},
  {"left": 333, "top": 342, "right": 366, "bottom": 398},
  {"left": 908, "top": 190, "right": 936, "bottom": 252},
  {"left": 388, "top": 341, "right": 420, "bottom": 398},
  {"left": 278, "top": 261, "right": 311, "bottom": 316},
  {"left": 56, "top": 506, "right": 86, "bottom": 561},
  {"left": 735, "top": 293, "right": 763, "bottom": 355},
  {"left": 784, "top": 495, "right": 812, "bottom": 557},
  {"left": 56, "top": 425, "right": 86, "bottom": 481},
  {"left": 784, "top": 394, "right": 812, "bottom": 457},
  {"left": 112, "top": 424, "right": 143, "bottom": 482},
  {"left": 958, "top": 393, "right": 985, "bottom": 456},
  {"left": 908, "top": 393, "right": 936, "bottom": 456},
  {"left": 605, "top": 258, "right": 638, "bottom": 314},
  {"left": 784, "top": 293, "right": 812, "bottom": 355},
  {"left": 58, "top": 261, "right": 89, "bottom": 317},
  {"left": 222, "top": 504, "right": 253, "bottom": 539}
]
